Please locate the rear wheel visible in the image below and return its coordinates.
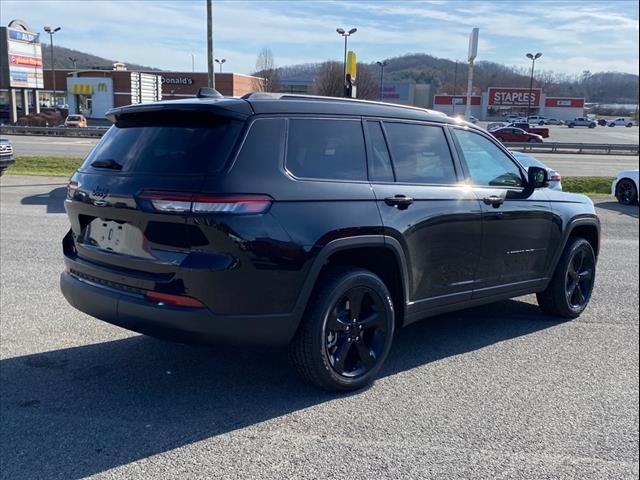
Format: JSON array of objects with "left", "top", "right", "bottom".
[
  {"left": 615, "top": 178, "right": 638, "bottom": 205},
  {"left": 537, "top": 237, "right": 596, "bottom": 318},
  {"left": 289, "top": 266, "right": 394, "bottom": 391}
]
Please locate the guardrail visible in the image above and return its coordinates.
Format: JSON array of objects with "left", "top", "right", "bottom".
[
  {"left": 505, "top": 142, "right": 639, "bottom": 155},
  {"left": 0, "top": 125, "right": 108, "bottom": 137},
  {"left": 2, "top": 125, "right": 638, "bottom": 155}
]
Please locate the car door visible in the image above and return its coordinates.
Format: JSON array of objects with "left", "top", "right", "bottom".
[
  {"left": 364, "top": 119, "right": 483, "bottom": 318},
  {"left": 449, "top": 126, "right": 554, "bottom": 298}
]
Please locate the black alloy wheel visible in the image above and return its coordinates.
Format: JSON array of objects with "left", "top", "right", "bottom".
[
  {"left": 537, "top": 237, "right": 596, "bottom": 318},
  {"left": 615, "top": 179, "right": 638, "bottom": 205},
  {"left": 290, "top": 267, "right": 394, "bottom": 391},
  {"left": 564, "top": 247, "right": 595, "bottom": 311},
  {"left": 324, "top": 286, "right": 389, "bottom": 378}
]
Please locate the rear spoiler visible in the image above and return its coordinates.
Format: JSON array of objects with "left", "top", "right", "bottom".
[{"left": 105, "top": 98, "right": 254, "bottom": 123}]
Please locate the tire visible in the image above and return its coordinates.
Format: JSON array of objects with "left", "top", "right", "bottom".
[
  {"left": 289, "top": 266, "right": 395, "bottom": 392},
  {"left": 537, "top": 237, "right": 596, "bottom": 319},
  {"left": 615, "top": 178, "right": 638, "bottom": 205},
  {"left": 568, "top": 123, "right": 575, "bottom": 128},
  {"left": 589, "top": 123, "right": 596, "bottom": 128},
  {"left": 538, "top": 121, "right": 545, "bottom": 126},
  {"left": 527, "top": 138, "right": 538, "bottom": 143},
  {"left": 626, "top": 123, "right": 633, "bottom": 128}
]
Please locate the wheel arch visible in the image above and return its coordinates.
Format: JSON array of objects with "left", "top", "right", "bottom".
[
  {"left": 290, "top": 236, "right": 410, "bottom": 332},
  {"left": 545, "top": 218, "right": 600, "bottom": 280}
]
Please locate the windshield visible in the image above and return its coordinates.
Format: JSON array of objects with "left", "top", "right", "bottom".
[{"left": 79, "top": 112, "right": 243, "bottom": 175}]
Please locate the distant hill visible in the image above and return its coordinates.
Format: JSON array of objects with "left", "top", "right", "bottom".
[
  {"left": 279, "top": 53, "right": 639, "bottom": 104},
  {"left": 41, "top": 43, "right": 159, "bottom": 71}
]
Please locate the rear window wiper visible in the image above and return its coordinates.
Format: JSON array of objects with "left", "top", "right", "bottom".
[{"left": 91, "top": 158, "right": 123, "bottom": 170}]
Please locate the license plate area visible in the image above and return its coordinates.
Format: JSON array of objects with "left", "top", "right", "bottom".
[{"left": 80, "top": 219, "right": 153, "bottom": 259}]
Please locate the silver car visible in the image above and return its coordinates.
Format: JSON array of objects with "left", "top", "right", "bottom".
[{"left": 511, "top": 151, "right": 562, "bottom": 190}]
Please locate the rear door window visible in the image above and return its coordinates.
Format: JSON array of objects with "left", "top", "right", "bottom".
[
  {"left": 80, "top": 111, "right": 243, "bottom": 175},
  {"left": 383, "top": 122, "right": 457, "bottom": 184},
  {"left": 365, "top": 121, "right": 394, "bottom": 182},
  {"left": 286, "top": 118, "right": 367, "bottom": 181}
]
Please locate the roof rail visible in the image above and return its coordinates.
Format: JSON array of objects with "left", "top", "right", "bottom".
[{"left": 240, "top": 91, "right": 445, "bottom": 115}]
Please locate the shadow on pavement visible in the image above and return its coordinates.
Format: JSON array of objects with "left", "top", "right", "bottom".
[
  {"left": 0, "top": 299, "right": 558, "bottom": 479},
  {"left": 596, "top": 201, "right": 639, "bottom": 219},
  {"left": 20, "top": 187, "right": 67, "bottom": 214}
]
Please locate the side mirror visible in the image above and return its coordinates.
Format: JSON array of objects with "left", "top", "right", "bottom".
[{"left": 527, "top": 166, "right": 548, "bottom": 188}]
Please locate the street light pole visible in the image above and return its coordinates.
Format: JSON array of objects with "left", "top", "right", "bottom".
[
  {"left": 526, "top": 52, "right": 542, "bottom": 118},
  {"left": 336, "top": 27, "right": 357, "bottom": 97},
  {"left": 68, "top": 57, "right": 78, "bottom": 70},
  {"left": 44, "top": 26, "right": 61, "bottom": 107},
  {"left": 376, "top": 61, "right": 387, "bottom": 101},
  {"left": 215, "top": 58, "right": 226, "bottom": 73},
  {"left": 190, "top": 53, "right": 196, "bottom": 73}
]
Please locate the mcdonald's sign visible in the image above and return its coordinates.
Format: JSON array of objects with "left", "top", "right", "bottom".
[{"left": 97, "top": 83, "right": 108, "bottom": 92}]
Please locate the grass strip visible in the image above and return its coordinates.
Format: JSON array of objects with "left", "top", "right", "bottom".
[
  {"left": 6, "top": 156, "right": 84, "bottom": 177},
  {"left": 561, "top": 176, "right": 614, "bottom": 195}
]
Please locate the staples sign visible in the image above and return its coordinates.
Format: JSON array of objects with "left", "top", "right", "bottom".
[{"left": 488, "top": 87, "right": 542, "bottom": 107}]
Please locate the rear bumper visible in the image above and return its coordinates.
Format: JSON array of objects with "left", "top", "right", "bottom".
[{"left": 60, "top": 271, "right": 297, "bottom": 346}]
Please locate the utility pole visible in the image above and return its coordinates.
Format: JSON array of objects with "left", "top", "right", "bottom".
[{"left": 207, "top": 0, "right": 215, "bottom": 88}]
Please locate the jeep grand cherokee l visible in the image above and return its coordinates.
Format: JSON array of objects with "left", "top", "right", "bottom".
[{"left": 61, "top": 92, "right": 600, "bottom": 391}]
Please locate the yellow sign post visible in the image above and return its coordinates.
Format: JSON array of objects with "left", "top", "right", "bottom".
[{"left": 345, "top": 51, "right": 357, "bottom": 98}]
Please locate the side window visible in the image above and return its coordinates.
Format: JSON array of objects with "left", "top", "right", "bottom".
[
  {"left": 286, "top": 119, "right": 367, "bottom": 181},
  {"left": 453, "top": 128, "right": 524, "bottom": 187},
  {"left": 383, "top": 122, "right": 457, "bottom": 184},
  {"left": 365, "top": 121, "right": 394, "bottom": 182},
  {"left": 234, "top": 118, "right": 284, "bottom": 172}
]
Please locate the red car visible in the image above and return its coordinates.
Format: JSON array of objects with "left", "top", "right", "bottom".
[{"left": 490, "top": 127, "right": 543, "bottom": 143}]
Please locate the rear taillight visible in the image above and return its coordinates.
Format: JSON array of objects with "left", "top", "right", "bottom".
[
  {"left": 138, "top": 192, "right": 272, "bottom": 214},
  {"left": 145, "top": 291, "right": 205, "bottom": 308},
  {"left": 549, "top": 172, "right": 562, "bottom": 182},
  {"left": 67, "top": 181, "right": 79, "bottom": 199}
]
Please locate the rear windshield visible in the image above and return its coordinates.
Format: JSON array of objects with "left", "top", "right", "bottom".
[
  {"left": 67, "top": 115, "right": 82, "bottom": 121},
  {"left": 80, "top": 111, "right": 243, "bottom": 175}
]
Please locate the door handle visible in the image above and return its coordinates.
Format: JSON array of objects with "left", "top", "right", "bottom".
[
  {"left": 482, "top": 195, "right": 505, "bottom": 208},
  {"left": 384, "top": 195, "right": 414, "bottom": 210}
]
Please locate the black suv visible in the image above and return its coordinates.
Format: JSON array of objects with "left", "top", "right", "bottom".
[{"left": 61, "top": 93, "right": 600, "bottom": 391}]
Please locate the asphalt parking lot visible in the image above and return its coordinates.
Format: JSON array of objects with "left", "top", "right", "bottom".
[{"left": 1, "top": 175, "right": 638, "bottom": 480}]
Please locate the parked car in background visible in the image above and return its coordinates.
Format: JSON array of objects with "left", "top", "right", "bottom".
[
  {"left": 0, "top": 138, "right": 15, "bottom": 176},
  {"left": 568, "top": 117, "right": 596, "bottom": 128},
  {"left": 508, "top": 122, "right": 550, "bottom": 138},
  {"left": 468, "top": 115, "right": 478, "bottom": 124},
  {"left": 64, "top": 114, "right": 87, "bottom": 128},
  {"left": 487, "top": 122, "right": 506, "bottom": 131},
  {"left": 511, "top": 151, "right": 562, "bottom": 190},
  {"left": 612, "top": 170, "right": 639, "bottom": 205},
  {"left": 504, "top": 114, "right": 526, "bottom": 123},
  {"left": 543, "top": 118, "right": 565, "bottom": 125},
  {"left": 490, "top": 127, "right": 543, "bottom": 143},
  {"left": 607, "top": 118, "right": 634, "bottom": 127},
  {"left": 597, "top": 118, "right": 608, "bottom": 126},
  {"left": 527, "top": 115, "right": 547, "bottom": 125},
  {"left": 59, "top": 91, "right": 600, "bottom": 391}
]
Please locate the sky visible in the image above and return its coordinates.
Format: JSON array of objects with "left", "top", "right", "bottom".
[{"left": 1, "top": 0, "right": 638, "bottom": 76}]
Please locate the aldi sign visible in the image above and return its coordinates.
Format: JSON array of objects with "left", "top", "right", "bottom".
[{"left": 488, "top": 87, "right": 541, "bottom": 107}]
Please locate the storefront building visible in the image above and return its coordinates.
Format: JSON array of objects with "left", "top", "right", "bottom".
[
  {"left": 433, "top": 87, "right": 585, "bottom": 121},
  {"left": 1, "top": 67, "right": 264, "bottom": 122}
]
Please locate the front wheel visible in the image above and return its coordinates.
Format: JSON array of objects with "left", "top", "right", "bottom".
[
  {"left": 537, "top": 237, "right": 596, "bottom": 319},
  {"left": 615, "top": 178, "right": 638, "bottom": 205},
  {"left": 289, "top": 266, "right": 395, "bottom": 391}
]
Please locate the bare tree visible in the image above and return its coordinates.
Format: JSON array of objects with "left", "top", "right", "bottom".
[
  {"left": 252, "top": 47, "right": 280, "bottom": 92},
  {"left": 312, "top": 61, "right": 344, "bottom": 97},
  {"left": 312, "top": 61, "right": 379, "bottom": 100}
]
